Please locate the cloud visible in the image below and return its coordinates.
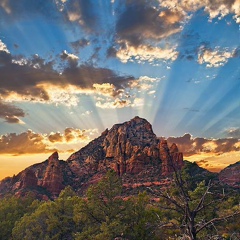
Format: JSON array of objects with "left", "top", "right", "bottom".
[
  {"left": 167, "top": 133, "right": 240, "bottom": 156},
  {"left": 0, "top": 0, "right": 103, "bottom": 34},
  {"left": 198, "top": 47, "right": 236, "bottom": 67},
  {"left": 0, "top": 40, "right": 10, "bottom": 53},
  {"left": 0, "top": 101, "right": 25, "bottom": 124},
  {"left": 59, "top": 64, "right": 134, "bottom": 92},
  {"left": 160, "top": 0, "right": 240, "bottom": 23},
  {"left": 225, "top": 127, "right": 240, "bottom": 138},
  {"left": 64, "top": 128, "right": 85, "bottom": 142},
  {"left": 93, "top": 83, "right": 118, "bottom": 97},
  {"left": 0, "top": 53, "right": 55, "bottom": 101},
  {"left": 63, "top": 0, "right": 98, "bottom": 32},
  {"left": 116, "top": 44, "right": 178, "bottom": 63},
  {"left": 116, "top": 2, "right": 183, "bottom": 47},
  {"left": 96, "top": 98, "right": 131, "bottom": 109},
  {"left": 81, "top": 110, "right": 92, "bottom": 116},
  {"left": 0, "top": 48, "right": 135, "bottom": 106},
  {"left": 106, "top": 47, "right": 117, "bottom": 58},
  {"left": 94, "top": 75, "right": 161, "bottom": 109},
  {"left": 0, "top": 130, "right": 54, "bottom": 155},
  {"left": 48, "top": 132, "right": 64, "bottom": 143},
  {"left": 114, "top": 1, "right": 183, "bottom": 64},
  {"left": 166, "top": 133, "right": 240, "bottom": 171},
  {"left": 60, "top": 50, "right": 79, "bottom": 62},
  {"left": 48, "top": 128, "right": 98, "bottom": 144},
  {"left": 0, "top": 128, "right": 99, "bottom": 155},
  {"left": 128, "top": 76, "right": 161, "bottom": 92},
  {"left": 70, "top": 38, "right": 90, "bottom": 51}
]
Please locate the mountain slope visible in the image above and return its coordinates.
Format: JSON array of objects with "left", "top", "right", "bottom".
[
  {"left": 1, "top": 116, "right": 238, "bottom": 199},
  {"left": 219, "top": 161, "right": 240, "bottom": 188}
]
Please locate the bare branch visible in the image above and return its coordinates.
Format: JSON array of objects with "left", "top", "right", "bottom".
[
  {"left": 196, "top": 211, "right": 240, "bottom": 234},
  {"left": 193, "top": 180, "right": 212, "bottom": 213}
]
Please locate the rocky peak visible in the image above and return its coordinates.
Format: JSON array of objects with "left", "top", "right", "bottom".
[
  {"left": 68, "top": 117, "right": 183, "bottom": 177},
  {"left": 48, "top": 151, "right": 59, "bottom": 162},
  {"left": 103, "top": 116, "right": 157, "bottom": 148},
  {"left": 170, "top": 143, "right": 178, "bottom": 153},
  {"left": 159, "top": 140, "right": 184, "bottom": 176},
  {"left": 42, "top": 151, "right": 64, "bottom": 196}
]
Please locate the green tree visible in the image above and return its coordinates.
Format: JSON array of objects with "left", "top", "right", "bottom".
[
  {"left": 74, "top": 170, "right": 126, "bottom": 240},
  {"left": 124, "top": 192, "right": 161, "bottom": 240},
  {"left": 12, "top": 186, "right": 79, "bottom": 240},
  {"left": 0, "top": 193, "right": 38, "bottom": 240}
]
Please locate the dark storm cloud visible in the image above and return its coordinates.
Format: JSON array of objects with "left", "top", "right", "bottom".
[
  {"left": 0, "top": 101, "right": 25, "bottom": 124},
  {"left": 116, "top": 1, "right": 183, "bottom": 47},
  {"left": 61, "top": 64, "right": 134, "bottom": 90},
  {"left": 0, "top": 49, "right": 134, "bottom": 102},
  {"left": 167, "top": 133, "right": 239, "bottom": 156},
  {"left": 0, "top": 51, "right": 12, "bottom": 65},
  {"left": 0, "top": 53, "right": 56, "bottom": 101}
]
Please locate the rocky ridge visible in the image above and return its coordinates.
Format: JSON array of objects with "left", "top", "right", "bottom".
[
  {"left": 0, "top": 117, "right": 238, "bottom": 199},
  {"left": 68, "top": 116, "right": 183, "bottom": 177},
  {"left": 0, "top": 152, "right": 76, "bottom": 199}
]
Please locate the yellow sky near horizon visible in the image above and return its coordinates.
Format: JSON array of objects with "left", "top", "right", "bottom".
[
  {"left": 0, "top": 151, "right": 239, "bottom": 181},
  {"left": 0, "top": 153, "right": 71, "bottom": 181}
]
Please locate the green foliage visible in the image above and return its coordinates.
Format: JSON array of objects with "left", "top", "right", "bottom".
[
  {"left": 124, "top": 192, "right": 160, "bottom": 240},
  {"left": 12, "top": 186, "right": 79, "bottom": 240},
  {"left": 0, "top": 193, "right": 38, "bottom": 240},
  {"left": 74, "top": 170, "right": 126, "bottom": 240},
  {"left": 0, "top": 170, "right": 238, "bottom": 240}
]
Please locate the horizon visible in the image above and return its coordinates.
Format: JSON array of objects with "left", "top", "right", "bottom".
[{"left": 0, "top": 0, "right": 239, "bottom": 179}]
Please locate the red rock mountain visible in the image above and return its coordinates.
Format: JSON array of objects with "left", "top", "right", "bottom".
[
  {"left": 67, "top": 116, "right": 183, "bottom": 178},
  {"left": 0, "top": 117, "right": 238, "bottom": 199}
]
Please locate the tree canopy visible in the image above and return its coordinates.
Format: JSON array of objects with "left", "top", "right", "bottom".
[{"left": 0, "top": 168, "right": 239, "bottom": 240}]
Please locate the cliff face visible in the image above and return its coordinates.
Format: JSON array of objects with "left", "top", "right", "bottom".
[
  {"left": 67, "top": 116, "right": 184, "bottom": 178},
  {"left": 0, "top": 116, "right": 185, "bottom": 199},
  {"left": 41, "top": 152, "right": 65, "bottom": 195},
  {"left": 219, "top": 161, "right": 240, "bottom": 188}
]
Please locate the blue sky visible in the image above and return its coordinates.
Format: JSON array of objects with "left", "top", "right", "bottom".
[{"left": 0, "top": 0, "right": 239, "bottom": 178}]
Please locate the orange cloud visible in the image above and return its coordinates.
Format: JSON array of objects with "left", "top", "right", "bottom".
[
  {"left": 0, "top": 128, "right": 98, "bottom": 155},
  {"left": 167, "top": 134, "right": 240, "bottom": 172}
]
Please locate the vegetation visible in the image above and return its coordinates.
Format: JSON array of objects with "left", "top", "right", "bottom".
[{"left": 0, "top": 169, "right": 239, "bottom": 240}]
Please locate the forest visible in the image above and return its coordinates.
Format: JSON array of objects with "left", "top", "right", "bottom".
[{"left": 0, "top": 167, "right": 239, "bottom": 240}]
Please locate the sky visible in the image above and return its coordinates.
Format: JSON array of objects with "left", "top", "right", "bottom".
[{"left": 0, "top": 0, "right": 239, "bottom": 180}]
